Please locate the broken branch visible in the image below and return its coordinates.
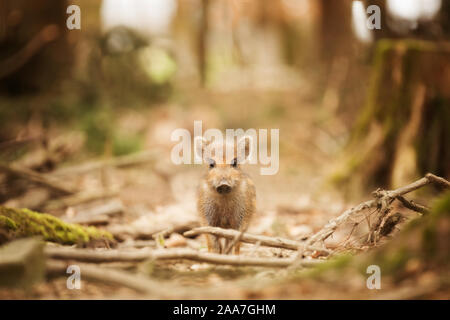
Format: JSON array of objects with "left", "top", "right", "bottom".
[
  {"left": 184, "top": 226, "right": 331, "bottom": 254},
  {"left": 224, "top": 230, "right": 244, "bottom": 254},
  {"left": 396, "top": 195, "right": 429, "bottom": 215},
  {"left": 45, "top": 247, "right": 321, "bottom": 268},
  {"left": 306, "top": 173, "right": 449, "bottom": 246},
  {"left": 425, "top": 173, "right": 450, "bottom": 189},
  {"left": 0, "top": 163, "right": 75, "bottom": 195},
  {"left": 46, "top": 259, "right": 159, "bottom": 294},
  {"left": 44, "top": 189, "right": 119, "bottom": 211},
  {"left": 49, "top": 150, "right": 158, "bottom": 176}
]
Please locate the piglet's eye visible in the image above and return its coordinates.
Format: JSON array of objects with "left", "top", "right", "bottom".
[
  {"left": 231, "top": 158, "right": 238, "bottom": 168},
  {"left": 209, "top": 159, "right": 216, "bottom": 169}
]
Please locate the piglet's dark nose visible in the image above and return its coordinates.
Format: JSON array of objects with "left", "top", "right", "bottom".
[{"left": 216, "top": 184, "right": 231, "bottom": 194}]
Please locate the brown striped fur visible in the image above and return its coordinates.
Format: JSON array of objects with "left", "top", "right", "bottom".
[{"left": 197, "top": 138, "right": 256, "bottom": 254}]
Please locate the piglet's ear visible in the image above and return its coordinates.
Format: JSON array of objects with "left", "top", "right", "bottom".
[
  {"left": 194, "top": 136, "right": 208, "bottom": 162},
  {"left": 237, "top": 135, "right": 253, "bottom": 164}
]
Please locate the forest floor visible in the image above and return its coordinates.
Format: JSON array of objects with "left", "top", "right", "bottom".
[{"left": 0, "top": 88, "right": 448, "bottom": 299}]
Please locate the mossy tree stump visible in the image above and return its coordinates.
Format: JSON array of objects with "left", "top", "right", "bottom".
[{"left": 332, "top": 39, "right": 450, "bottom": 196}]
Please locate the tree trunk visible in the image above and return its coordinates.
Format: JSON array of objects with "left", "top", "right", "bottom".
[
  {"left": 316, "top": 0, "right": 353, "bottom": 64},
  {"left": 332, "top": 39, "right": 450, "bottom": 195},
  {"left": 0, "top": 0, "right": 73, "bottom": 94}
]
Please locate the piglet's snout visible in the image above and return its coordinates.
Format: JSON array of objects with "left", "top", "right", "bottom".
[{"left": 216, "top": 180, "right": 232, "bottom": 194}]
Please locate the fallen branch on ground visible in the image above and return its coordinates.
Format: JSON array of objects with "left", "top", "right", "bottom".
[
  {"left": 63, "top": 199, "right": 124, "bottom": 223},
  {"left": 184, "top": 226, "right": 331, "bottom": 255},
  {"left": 0, "top": 163, "right": 75, "bottom": 195},
  {"left": 0, "top": 25, "right": 60, "bottom": 79},
  {"left": 396, "top": 195, "right": 429, "bottom": 215},
  {"left": 306, "top": 173, "right": 449, "bottom": 247},
  {"left": 118, "top": 239, "right": 156, "bottom": 249},
  {"left": 424, "top": 173, "right": 450, "bottom": 189},
  {"left": 49, "top": 150, "right": 158, "bottom": 176},
  {"left": 224, "top": 230, "right": 244, "bottom": 254},
  {"left": 0, "top": 136, "right": 42, "bottom": 151},
  {"left": 46, "top": 260, "right": 242, "bottom": 298},
  {"left": 46, "top": 260, "right": 161, "bottom": 294},
  {"left": 63, "top": 215, "right": 110, "bottom": 226},
  {"left": 109, "top": 220, "right": 200, "bottom": 241},
  {"left": 44, "top": 189, "right": 119, "bottom": 211},
  {"left": 45, "top": 246, "right": 322, "bottom": 268}
]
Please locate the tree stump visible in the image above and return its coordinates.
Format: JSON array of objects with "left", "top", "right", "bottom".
[{"left": 332, "top": 39, "right": 450, "bottom": 196}]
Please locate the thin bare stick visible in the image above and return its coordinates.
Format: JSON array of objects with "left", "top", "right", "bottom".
[
  {"left": 0, "top": 25, "right": 60, "bottom": 79},
  {"left": 46, "top": 260, "right": 257, "bottom": 299},
  {"left": 0, "top": 163, "right": 75, "bottom": 195},
  {"left": 119, "top": 240, "right": 156, "bottom": 249},
  {"left": 305, "top": 199, "right": 376, "bottom": 246},
  {"left": 46, "top": 260, "right": 162, "bottom": 294},
  {"left": 224, "top": 230, "right": 244, "bottom": 254},
  {"left": 0, "top": 136, "right": 41, "bottom": 151},
  {"left": 425, "top": 173, "right": 450, "bottom": 189},
  {"left": 44, "top": 189, "right": 119, "bottom": 211},
  {"left": 49, "top": 150, "right": 158, "bottom": 176},
  {"left": 46, "top": 247, "right": 151, "bottom": 262},
  {"left": 249, "top": 241, "right": 262, "bottom": 256},
  {"left": 64, "top": 215, "right": 110, "bottom": 226},
  {"left": 108, "top": 220, "right": 200, "bottom": 241},
  {"left": 45, "top": 247, "right": 321, "bottom": 268},
  {"left": 396, "top": 195, "right": 429, "bottom": 215},
  {"left": 184, "top": 226, "right": 331, "bottom": 255}
]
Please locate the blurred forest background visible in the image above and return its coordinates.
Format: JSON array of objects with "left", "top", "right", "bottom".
[{"left": 0, "top": 0, "right": 449, "bottom": 299}]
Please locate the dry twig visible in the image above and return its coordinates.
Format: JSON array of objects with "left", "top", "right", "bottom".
[
  {"left": 224, "top": 230, "right": 244, "bottom": 254},
  {"left": 49, "top": 150, "right": 158, "bottom": 176},
  {"left": 184, "top": 226, "right": 331, "bottom": 255},
  {"left": 0, "top": 163, "right": 75, "bottom": 195},
  {"left": 44, "top": 189, "right": 119, "bottom": 211},
  {"left": 306, "top": 173, "right": 449, "bottom": 246},
  {"left": 45, "top": 247, "right": 321, "bottom": 268},
  {"left": 396, "top": 195, "right": 429, "bottom": 215},
  {"left": 46, "top": 259, "right": 161, "bottom": 294},
  {"left": 0, "top": 25, "right": 60, "bottom": 79}
]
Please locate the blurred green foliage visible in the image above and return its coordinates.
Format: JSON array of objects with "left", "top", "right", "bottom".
[
  {"left": 0, "top": 26, "right": 174, "bottom": 157},
  {"left": 112, "top": 131, "right": 143, "bottom": 156}
]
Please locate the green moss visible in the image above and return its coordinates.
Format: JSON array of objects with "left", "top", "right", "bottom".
[
  {"left": 0, "top": 216, "right": 17, "bottom": 230},
  {"left": 316, "top": 254, "right": 352, "bottom": 272},
  {"left": 329, "top": 154, "right": 363, "bottom": 185},
  {"left": 113, "top": 131, "right": 143, "bottom": 156},
  {"left": 139, "top": 47, "right": 177, "bottom": 85},
  {"left": 430, "top": 191, "right": 450, "bottom": 216},
  {"left": 0, "top": 206, "right": 114, "bottom": 246},
  {"left": 422, "top": 226, "right": 437, "bottom": 258},
  {"left": 375, "top": 246, "right": 411, "bottom": 275},
  {"left": 80, "top": 109, "right": 114, "bottom": 155},
  {"left": 352, "top": 39, "right": 392, "bottom": 140},
  {"left": 298, "top": 254, "right": 353, "bottom": 279},
  {"left": 421, "top": 192, "right": 450, "bottom": 259}
]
